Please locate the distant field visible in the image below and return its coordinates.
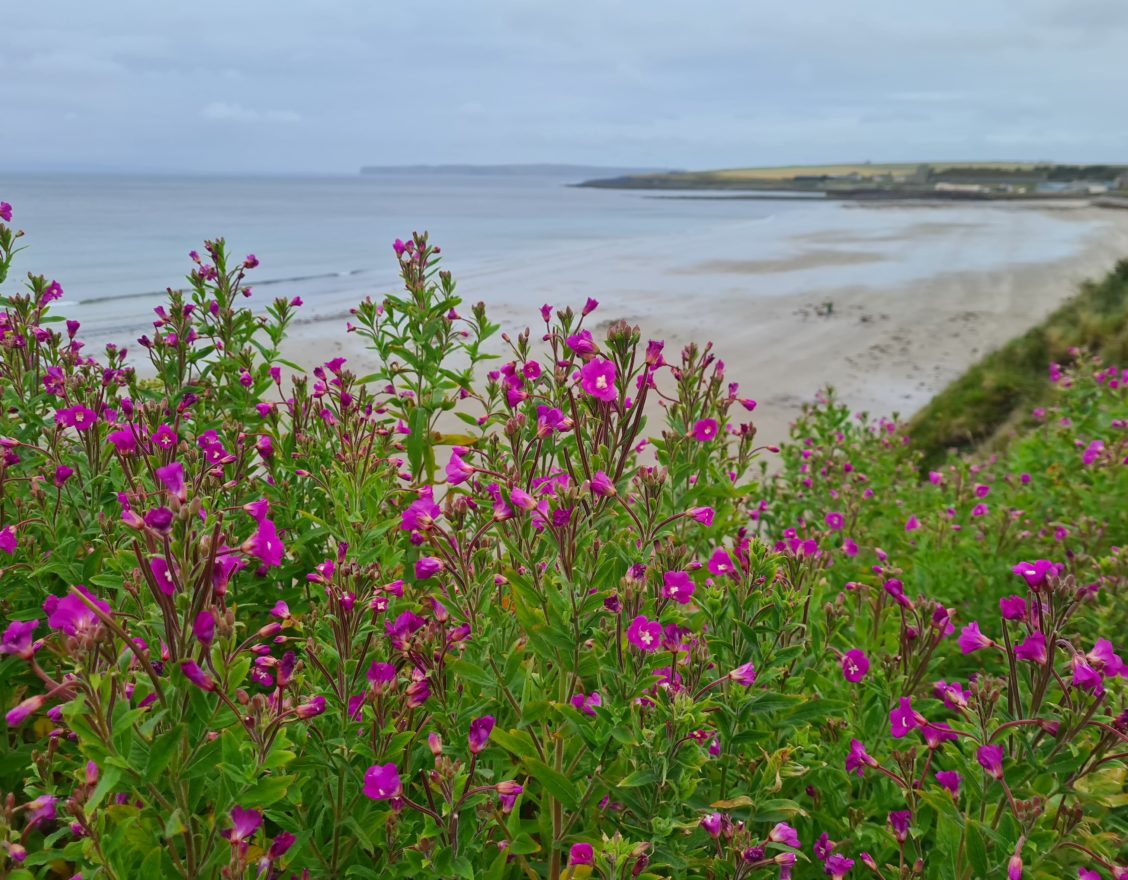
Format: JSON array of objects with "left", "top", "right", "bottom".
[{"left": 682, "top": 162, "right": 1042, "bottom": 181}]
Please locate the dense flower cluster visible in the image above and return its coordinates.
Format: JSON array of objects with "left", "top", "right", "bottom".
[{"left": 0, "top": 205, "right": 1124, "bottom": 879}]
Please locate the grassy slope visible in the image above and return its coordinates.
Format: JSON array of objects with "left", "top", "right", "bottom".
[{"left": 908, "top": 259, "right": 1128, "bottom": 468}]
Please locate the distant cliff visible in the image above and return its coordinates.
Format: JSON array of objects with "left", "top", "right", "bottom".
[{"left": 360, "top": 163, "right": 671, "bottom": 178}]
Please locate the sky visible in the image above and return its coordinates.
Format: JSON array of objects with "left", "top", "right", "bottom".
[{"left": 3, "top": 0, "right": 1127, "bottom": 174}]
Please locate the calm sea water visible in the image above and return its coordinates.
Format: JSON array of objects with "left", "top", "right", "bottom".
[{"left": 0, "top": 171, "right": 1098, "bottom": 343}]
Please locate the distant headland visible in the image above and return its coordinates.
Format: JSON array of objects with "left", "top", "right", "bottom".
[
  {"left": 577, "top": 162, "right": 1128, "bottom": 206},
  {"left": 360, "top": 163, "right": 669, "bottom": 178}
]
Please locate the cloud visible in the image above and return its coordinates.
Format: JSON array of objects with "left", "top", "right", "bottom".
[{"left": 200, "top": 102, "right": 301, "bottom": 124}]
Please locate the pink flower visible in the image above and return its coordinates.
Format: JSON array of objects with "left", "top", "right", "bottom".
[
  {"left": 904, "top": 515, "right": 920, "bottom": 532},
  {"left": 363, "top": 763, "right": 402, "bottom": 800},
  {"left": 845, "top": 739, "right": 877, "bottom": 776},
  {"left": 825, "top": 511, "right": 844, "bottom": 531},
  {"left": 224, "top": 806, "right": 262, "bottom": 844},
  {"left": 626, "top": 615, "right": 662, "bottom": 652},
  {"left": 468, "top": 716, "right": 495, "bottom": 754},
  {"left": 6, "top": 694, "right": 45, "bottom": 727},
  {"left": 0, "top": 202, "right": 11, "bottom": 223},
  {"left": 700, "top": 813, "right": 725, "bottom": 837},
  {"left": 769, "top": 823, "right": 800, "bottom": 848},
  {"left": 0, "top": 525, "right": 17, "bottom": 555},
  {"left": 687, "top": 506, "right": 714, "bottom": 525},
  {"left": 998, "top": 595, "right": 1026, "bottom": 620},
  {"left": 662, "top": 571, "right": 695, "bottom": 604},
  {"left": 151, "top": 424, "right": 178, "bottom": 450},
  {"left": 446, "top": 451, "right": 475, "bottom": 485},
  {"left": 691, "top": 419, "right": 718, "bottom": 441},
  {"left": 568, "top": 843, "right": 594, "bottom": 866},
  {"left": 1008, "top": 855, "right": 1023, "bottom": 880},
  {"left": 935, "top": 770, "right": 961, "bottom": 795},
  {"left": 841, "top": 649, "right": 869, "bottom": 683},
  {"left": 579, "top": 358, "right": 617, "bottom": 402},
  {"left": 1014, "top": 631, "right": 1047, "bottom": 665},
  {"left": 976, "top": 744, "right": 1004, "bottom": 779},
  {"left": 181, "top": 660, "right": 216, "bottom": 692},
  {"left": 728, "top": 662, "right": 756, "bottom": 686},
  {"left": 707, "top": 548, "right": 734, "bottom": 577},
  {"left": 242, "top": 517, "right": 285, "bottom": 567},
  {"left": 589, "top": 471, "right": 616, "bottom": 497},
  {"left": 414, "top": 556, "right": 443, "bottom": 580},
  {"left": 889, "top": 697, "right": 925, "bottom": 738},
  {"left": 971, "top": 503, "right": 989, "bottom": 517},
  {"left": 1, "top": 619, "right": 39, "bottom": 660},
  {"left": 193, "top": 611, "right": 215, "bottom": 646},
  {"left": 150, "top": 557, "right": 178, "bottom": 596},
  {"left": 155, "top": 462, "right": 187, "bottom": 503},
  {"left": 825, "top": 854, "right": 854, "bottom": 878},
  {"left": 957, "top": 622, "right": 995, "bottom": 654},
  {"left": 45, "top": 586, "right": 109, "bottom": 637},
  {"left": 1011, "top": 560, "right": 1057, "bottom": 589},
  {"left": 570, "top": 691, "right": 602, "bottom": 717}
]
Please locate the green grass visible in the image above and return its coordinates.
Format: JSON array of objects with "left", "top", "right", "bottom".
[{"left": 909, "top": 259, "right": 1128, "bottom": 468}]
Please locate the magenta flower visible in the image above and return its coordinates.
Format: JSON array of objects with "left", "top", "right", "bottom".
[
  {"left": 889, "top": 697, "right": 925, "bottom": 739},
  {"left": 569, "top": 843, "right": 594, "bottom": 866},
  {"left": 180, "top": 660, "right": 216, "bottom": 692},
  {"left": 446, "top": 451, "right": 475, "bottom": 485},
  {"left": 579, "top": 358, "right": 617, "bottom": 402},
  {"left": 150, "top": 557, "right": 178, "bottom": 596},
  {"left": 707, "top": 548, "right": 735, "bottom": 577},
  {"left": 728, "top": 662, "right": 757, "bottom": 686},
  {"left": 888, "top": 810, "right": 911, "bottom": 842},
  {"left": 1014, "top": 631, "right": 1047, "bottom": 665},
  {"left": 976, "top": 744, "right": 1005, "bottom": 779},
  {"left": 825, "top": 853, "right": 854, "bottom": 878},
  {"left": 1008, "top": 855, "right": 1023, "bottom": 880},
  {"left": 414, "top": 556, "right": 443, "bottom": 580},
  {"left": 691, "top": 419, "right": 718, "bottom": 441},
  {"left": 0, "top": 202, "right": 11, "bottom": 223},
  {"left": 1071, "top": 655, "right": 1105, "bottom": 694},
  {"left": 0, "top": 525, "right": 15, "bottom": 555},
  {"left": 26, "top": 795, "right": 56, "bottom": 828},
  {"left": 700, "top": 813, "right": 724, "bottom": 837},
  {"left": 242, "top": 517, "right": 284, "bottom": 567},
  {"left": 935, "top": 770, "right": 961, "bottom": 795},
  {"left": 566, "top": 329, "right": 598, "bottom": 358},
  {"left": 882, "top": 579, "right": 911, "bottom": 609},
  {"left": 662, "top": 571, "right": 695, "bottom": 604},
  {"left": 152, "top": 423, "right": 178, "bottom": 450},
  {"left": 107, "top": 429, "right": 137, "bottom": 455},
  {"left": 1087, "top": 639, "right": 1128, "bottom": 678},
  {"left": 468, "top": 716, "right": 495, "bottom": 754},
  {"left": 224, "top": 806, "right": 262, "bottom": 844},
  {"left": 626, "top": 615, "right": 662, "bottom": 652},
  {"left": 570, "top": 691, "right": 602, "bottom": 717},
  {"left": 155, "top": 462, "right": 187, "bottom": 502},
  {"left": 401, "top": 490, "right": 441, "bottom": 531},
  {"left": 193, "top": 611, "right": 215, "bottom": 646},
  {"left": 841, "top": 649, "right": 869, "bottom": 683},
  {"left": 998, "top": 595, "right": 1026, "bottom": 620},
  {"left": 1, "top": 619, "right": 39, "bottom": 660},
  {"left": 45, "top": 586, "right": 109, "bottom": 637},
  {"left": 769, "top": 823, "right": 800, "bottom": 848},
  {"left": 957, "top": 622, "right": 995, "bottom": 654},
  {"left": 496, "top": 780, "right": 523, "bottom": 813},
  {"left": 589, "top": 471, "right": 616, "bottom": 497},
  {"left": 687, "top": 506, "right": 714, "bottom": 525},
  {"left": 1011, "top": 560, "right": 1057, "bottom": 589},
  {"left": 825, "top": 511, "right": 844, "bottom": 531},
  {"left": 296, "top": 696, "right": 326, "bottom": 719},
  {"left": 845, "top": 739, "right": 877, "bottom": 776},
  {"left": 363, "top": 763, "right": 402, "bottom": 800},
  {"left": 5, "top": 694, "right": 45, "bottom": 727},
  {"left": 904, "top": 515, "right": 920, "bottom": 532}
]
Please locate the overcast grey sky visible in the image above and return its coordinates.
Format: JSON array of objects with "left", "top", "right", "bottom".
[{"left": 4, "top": 0, "right": 1126, "bottom": 174}]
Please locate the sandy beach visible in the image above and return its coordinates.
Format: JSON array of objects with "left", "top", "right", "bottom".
[{"left": 277, "top": 203, "right": 1128, "bottom": 449}]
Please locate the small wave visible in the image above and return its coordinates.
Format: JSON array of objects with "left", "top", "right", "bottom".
[{"left": 76, "top": 268, "right": 373, "bottom": 306}]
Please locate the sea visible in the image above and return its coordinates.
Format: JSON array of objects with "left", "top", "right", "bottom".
[{"left": 0, "top": 170, "right": 1103, "bottom": 347}]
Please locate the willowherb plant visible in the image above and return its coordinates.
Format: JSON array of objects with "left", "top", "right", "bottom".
[{"left": 0, "top": 199, "right": 1124, "bottom": 880}]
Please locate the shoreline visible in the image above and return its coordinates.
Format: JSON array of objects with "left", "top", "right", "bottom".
[{"left": 275, "top": 205, "right": 1128, "bottom": 449}]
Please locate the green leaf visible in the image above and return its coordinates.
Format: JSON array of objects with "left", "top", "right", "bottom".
[
  {"left": 87, "top": 764, "right": 123, "bottom": 812},
  {"left": 521, "top": 758, "right": 579, "bottom": 808},
  {"left": 240, "top": 774, "right": 295, "bottom": 806},
  {"left": 146, "top": 727, "right": 182, "bottom": 782}
]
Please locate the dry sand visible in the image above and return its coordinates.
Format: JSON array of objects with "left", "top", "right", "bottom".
[{"left": 278, "top": 205, "right": 1128, "bottom": 450}]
